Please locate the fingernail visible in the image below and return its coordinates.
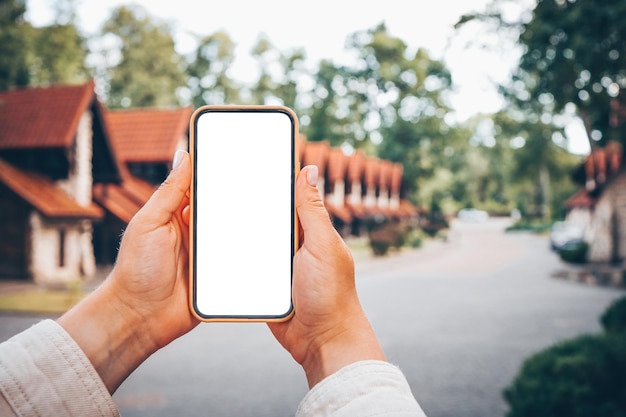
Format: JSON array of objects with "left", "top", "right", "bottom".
[
  {"left": 306, "top": 165, "right": 318, "bottom": 187},
  {"left": 172, "top": 150, "right": 184, "bottom": 170}
]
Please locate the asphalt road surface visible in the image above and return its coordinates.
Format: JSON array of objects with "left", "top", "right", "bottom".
[{"left": 1, "top": 218, "right": 624, "bottom": 417}]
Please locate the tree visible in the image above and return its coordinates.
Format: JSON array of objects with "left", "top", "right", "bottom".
[
  {"left": 248, "top": 35, "right": 308, "bottom": 111},
  {"left": 489, "top": 110, "right": 581, "bottom": 218},
  {"left": 186, "top": 31, "right": 240, "bottom": 107},
  {"left": 460, "top": 0, "right": 626, "bottom": 148},
  {"left": 302, "top": 24, "right": 463, "bottom": 207},
  {"left": 455, "top": 0, "right": 593, "bottom": 219},
  {"left": 30, "top": 22, "right": 89, "bottom": 86},
  {"left": 304, "top": 59, "right": 346, "bottom": 144},
  {"left": 1, "top": 0, "right": 89, "bottom": 89},
  {"left": 101, "top": 5, "right": 186, "bottom": 108},
  {"left": 517, "top": 0, "right": 626, "bottom": 148},
  {"left": 345, "top": 24, "right": 463, "bottom": 207},
  {"left": 0, "top": 0, "right": 30, "bottom": 90}
]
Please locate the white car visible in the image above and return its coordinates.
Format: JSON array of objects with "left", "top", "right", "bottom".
[
  {"left": 457, "top": 208, "right": 489, "bottom": 223},
  {"left": 550, "top": 221, "right": 585, "bottom": 251}
]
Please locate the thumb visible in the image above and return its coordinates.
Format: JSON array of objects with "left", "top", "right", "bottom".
[
  {"left": 138, "top": 150, "right": 191, "bottom": 226},
  {"left": 296, "top": 165, "right": 336, "bottom": 246}
]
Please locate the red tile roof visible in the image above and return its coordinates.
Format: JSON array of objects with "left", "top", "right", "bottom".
[
  {"left": 565, "top": 188, "right": 596, "bottom": 209},
  {"left": 302, "top": 140, "right": 330, "bottom": 174},
  {"left": 0, "top": 80, "right": 96, "bottom": 149},
  {"left": 347, "top": 150, "right": 366, "bottom": 182},
  {"left": 93, "top": 177, "right": 155, "bottom": 223},
  {"left": 364, "top": 157, "right": 381, "bottom": 187},
  {"left": 328, "top": 148, "right": 348, "bottom": 182},
  {"left": 105, "top": 106, "right": 193, "bottom": 163},
  {"left": 390, "top": 163, "right": 404, "bottom": 193},
  {"left": 378, "top": 160, "right": 393, "bottom": 190},
  {"left": 297, "top": 135, "right": 307, "bottom": 164},
  {"left": 0, "top": 159, "right": 103, "bottom": 219}
]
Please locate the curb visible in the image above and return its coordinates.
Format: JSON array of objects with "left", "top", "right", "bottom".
[{"left": 552, "top": 264, "right": 625, "bottom": 289}]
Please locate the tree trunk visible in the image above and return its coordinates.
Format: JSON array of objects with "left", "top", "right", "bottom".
[{"left": 538, "top": 165, "right": 551, "bottom": 220}]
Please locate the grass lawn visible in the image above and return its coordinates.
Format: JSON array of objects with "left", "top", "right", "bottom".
[{"left": 0, "top": 289, "right": 86, "bottom": 315}]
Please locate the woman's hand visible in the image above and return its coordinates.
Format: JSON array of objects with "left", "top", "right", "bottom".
[
  {"left": 58, "top": 150, "right": 199, "bottom": 393},
  {"left": 268, "top": 165, "right": 385, "bottom": 388}
]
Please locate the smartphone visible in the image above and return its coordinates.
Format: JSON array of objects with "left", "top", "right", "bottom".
[{"left": 189, "top": 105, "right": 299, "bottom": 322}]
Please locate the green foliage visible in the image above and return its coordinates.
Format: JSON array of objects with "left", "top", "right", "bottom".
[
  {"left": 601, "top": 296, "right": 626, "bottom": 336},
  {"left": 0, "top": 0, "right": 89, "bottom": 90},
  {"left": 0, "top": 0, "right": 30, "bottom": 89},
  {"left": 30, "top": 23, "right": 89, "bottom": 85},
  {"left": 489, "top": 109, "right": 582, "bottom": 220},
  {"left": 464, "top": 0, "right": 626, "bottom": 147},
  {"left": 505, "top": 219, "right": 552, "bottom": 234},
  {"left": 249, "top": 35, "right": 307, "bottom": 110},
  {"left": 517, "top": 0, "right": 626, "bottom": 147},
  {"left": 367, "top": 219, "right": 411, "bottom": 256},
  {"left": 102, "top": 5, "right": 186, "bottom": 108},
  {"left": 505, "top": 296, "right": 626, "bottom": 417},
  {"left": 455, "top": 0, "right": 621, "bottom": 221},
  {"left": 557, "top": 240, "right": 588, "bottom": 264},
  {"left": 305, "top": 59, "right": 347, "bottom": 145},
  {"left": 405, "top": 228, "right": 424, "bottom": 248},
  {"left": 503, "top": 333, "right": 626, "bottom": 417},
  {"left": 186, "top": 31, "right": 240, "bottom": 107}
]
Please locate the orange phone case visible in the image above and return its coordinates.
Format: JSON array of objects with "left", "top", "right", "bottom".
[{"left": 189, "top": 105, "right": 299, "bottom": 322}]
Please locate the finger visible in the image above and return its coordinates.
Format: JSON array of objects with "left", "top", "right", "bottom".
[
  {"left": 295, "top": 165, "right": 336, "bottom": 247},
  {"left": 138, "top": 150, "right": 191, "bottom": 226},
  {"left": 182, "top": 205, "right": 190, "bottom": 226}
]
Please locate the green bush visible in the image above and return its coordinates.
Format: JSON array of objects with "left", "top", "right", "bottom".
[
  {"left": 503, "top": 334, "right": 626, "bottom": 417},
  {"left": 367, "top": 220, "right": 422, "bottom": 256},
  {"left": 601, "top": 296, "right": 626, "bottom": 336},
  {"left": 504, "top": 297, "right": 626, "bottom": 417},
  {"left": 505, "top": 220, "right": 553, "bottom": 233},
  {"left": 406, "top": 229, "right": 424, "bottom": 248},
  {"left": 558, "top": 240, "right": 588, "bottom": 264},
  {"left": 368, "top": 221, "right": 405, "bottom": 256}
]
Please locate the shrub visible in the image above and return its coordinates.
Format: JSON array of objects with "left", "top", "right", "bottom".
[
  {"left": 505, "top": 220, "right": 553, "bottom": 233},
  {"left": 406, "top": 229, "right": 424, "bottom": 248},
  {"left": 558, "top": 240, "right": 588, "bottom": 264},
  {"left": 368, "top": 222, "right": 401, "bottom": 256},
  {"left": 601, "top": 296, "right": 626, "bottom": 336},
  {"left": 367, "top": 220, "right": 415, "bottom": 256},
  {"left": 504, "top": 298, "right": 626, "bottom": 417},
  {"left": 503, "top": 334, "right": 626, "bottom": 417}
]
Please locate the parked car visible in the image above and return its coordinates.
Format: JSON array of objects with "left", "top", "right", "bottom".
[
  {"left": 457, "top": 208, "right": 489, "bottom": 223},
  {"left": 549, "top": 221, "right": 585, "bottom": 251}
]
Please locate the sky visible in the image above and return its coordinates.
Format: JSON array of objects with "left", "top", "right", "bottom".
[{"left": 25, "top": 0, "right": 590, "bottom": 154}]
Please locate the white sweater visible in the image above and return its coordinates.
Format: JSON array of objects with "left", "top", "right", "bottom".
[{"left": 0, "top": 320, "right": 426, "bottom": 417}]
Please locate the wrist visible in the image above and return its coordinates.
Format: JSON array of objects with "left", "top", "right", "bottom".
[
  {"left": 301, "top": 313, "right": 386, "bottom": 388},
  {"left": 57, "top": 278, "right": 158, "bottom": 394}
]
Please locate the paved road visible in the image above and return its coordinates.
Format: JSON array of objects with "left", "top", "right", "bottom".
[{"left": 1, "top": 218, "right": 624, "bottom": 417}]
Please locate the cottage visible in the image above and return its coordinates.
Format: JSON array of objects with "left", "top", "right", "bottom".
[
  {"left": 345, "top": 150, "right": 368, "bottom": 235},
  {"left": 92, "top": 106, "right": 193, "bottom": 264},
  {"left": 565, "top": 141, "right": 625, "bottom": 263},
  {"left": 325, "top": 147, "right": 353, "bottom": 236},
  {"left": 105, "top": 107, "right": 193, "bottom": 185},
  {"left": 299, "top": 138, "right": 417, "bottom": 237},
  {"left": 0, "top": 81, "right": 120, "bottom": 285},
  {"left": 0, "top": 79, "right": 417, "bottom": 283}
]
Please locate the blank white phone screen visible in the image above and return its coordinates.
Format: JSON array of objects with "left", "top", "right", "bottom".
[{"left": 193, "top": 109, "right": 295, "bottom": 319}]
